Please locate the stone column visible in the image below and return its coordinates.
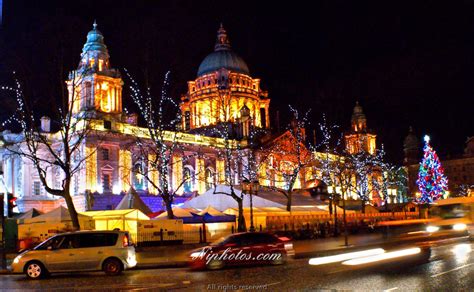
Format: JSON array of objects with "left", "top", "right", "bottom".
[{"left": 195, "top": 157, "right": 206, "bottom": 194}]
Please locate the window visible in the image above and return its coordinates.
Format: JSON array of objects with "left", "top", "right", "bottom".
[
  {"left": 103, "top": 120, "right": 112, "bottom": 130},
  {"left": 74, "top": 175, "right": 79, "bottom": 196},
  {"left": 205, "top": 168, "right": 214, "bottom": 190},
  {"left": 33, "top": 181, "right": 41, "bottom": 196},
  {"left": 103, "top": 174, "right": 111, "bottom": 192},
  {"left": 183, "top": 167, "right": 193, "bottom": 193},
  {"left": 102, "top": 148, "right": 109, "bottom": 160},
  {"left": 77, "top": 233, "right": 118, "bottom": 248},
  {"left": 184, "top": 111, "right": 191, "bottom": 131},
  {"left": 253, "top": 233, "right": 277, "bottom": 244},
  {"left": 58, "top": 235, "right": 79, "bottom": 249},
  {"left": 133, "top": 163, "right": 145, "bottom": 190}
]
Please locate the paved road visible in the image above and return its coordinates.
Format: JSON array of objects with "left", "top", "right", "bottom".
[{"left": 0, "top": 241, "right": 472, "bottom": 291}]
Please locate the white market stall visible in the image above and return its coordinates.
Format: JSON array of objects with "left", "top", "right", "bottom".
[{"left": 18, "top": 206, "right": 94, "bottom": 245}]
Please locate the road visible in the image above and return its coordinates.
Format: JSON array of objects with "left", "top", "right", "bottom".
[{"left": 0, "top": 241, "right": 472, "bottom": 291}]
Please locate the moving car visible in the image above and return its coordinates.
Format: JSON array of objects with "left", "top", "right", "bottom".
[
  {"left": 10, "top": 230, "right": 137, "bottom": 279},
  {"left": 425, "top": 197, "right": 474, "bottom": 236},
  {"left": 188, "top": 232, "right": 294, "bottom": 270}
]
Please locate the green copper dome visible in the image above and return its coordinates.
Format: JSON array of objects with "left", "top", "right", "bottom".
[
  {"left": 197, "top": 25, "right": 249, "bottom": 77},
  {"left": 82, "top": 21, "right": 108, "bottom": 55}
]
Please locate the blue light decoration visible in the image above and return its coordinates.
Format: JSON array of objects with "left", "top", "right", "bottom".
[{"left": 416, "top": 135, "right": 449, "bottom": 203}]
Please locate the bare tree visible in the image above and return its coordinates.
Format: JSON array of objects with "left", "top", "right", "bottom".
[
  {"left": 126, "top": 71, "right": 205, "bottom": 219},
  {"left": 262, "top": 106, "right": 313, "bottom": 211},
  {"left": 2, "top": 71, "right": 93, "bottom": 230},
  {"left": 211, "top": 123, "right": 247, "bottom": 232},
  {"left": 372, "top": 147, "right": 408, "bottom": 207}
]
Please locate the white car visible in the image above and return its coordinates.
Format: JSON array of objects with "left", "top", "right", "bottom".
[{"left": 10, "top": 230, "right": 137, "bottom": 279}]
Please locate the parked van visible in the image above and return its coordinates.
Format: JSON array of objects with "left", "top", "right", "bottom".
[{"left": 10, "top": 230, "right": 137, "bottom": 279}]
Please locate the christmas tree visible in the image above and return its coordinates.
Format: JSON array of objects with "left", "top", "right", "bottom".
[{"left": 416, "top": 135, "right": 449, "bottom": 203}]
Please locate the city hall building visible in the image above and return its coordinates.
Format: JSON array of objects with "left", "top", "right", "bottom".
[{"left": 0, "top": 23, "right": 379, "bottom": 214}]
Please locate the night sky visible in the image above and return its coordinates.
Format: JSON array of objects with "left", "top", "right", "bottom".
[{"left": 1, "top": 0, "right": 473, "bottom": 163}]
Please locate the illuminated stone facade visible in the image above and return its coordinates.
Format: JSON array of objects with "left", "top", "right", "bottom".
[
  {"left": 0, "top": 23, "right": 386, "bottom": 215},
  {"left": 180, "top": 25, "right": 270, "bottom": 131},
  {"left": 68, "top": 21, "right": 123, "bottom": 120},
  {"left": 344, "top": 102, "right": 376, "bottom": 155}
]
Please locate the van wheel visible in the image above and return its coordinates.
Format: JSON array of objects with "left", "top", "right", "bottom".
[
  {"left": 103, "top": 258, "right": 123, "bottom": 276},
  {"left": 206, "top": 259, "right": 224, "bottom": 270},
  {"left": 25, "top": 261, "right": 47, "bottom": 280}
]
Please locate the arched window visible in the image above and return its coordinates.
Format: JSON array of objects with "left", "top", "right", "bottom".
[
  {"left": 183, "top": 167, "right": 194, "bottom": 193},
  {"left": 205, "top": 168, "right": 214, "bottom": 190},
  {"left": 133, "top": 162, "right": 146, "bottom": 190}
]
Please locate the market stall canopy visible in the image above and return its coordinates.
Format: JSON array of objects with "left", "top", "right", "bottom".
[
  {"left": 182, "top": 185, "right": 282, "bottom": 211},
  {"left": 15, "top": 208, "right": 42, "bottom": 221},
  {"left": 195, "top": 205, "right": 236, "bottom": 223},
  {"left": 24, "top": 206, "right": 92, "bottom": 224},
  {"left": 81, "top": 209, "right": 149, "bottom": 234},
  {"left": 115, "top": 188, "right": 152, "bottom": 215},
  {"left": 156, "top": 207, "right": 197, "bottom": 219},
  {"left": 195, "top": 206, "right": 227, "bottom": 216},
  {"left": 82, "top": 209, "right": 150, "bottom": 220}
]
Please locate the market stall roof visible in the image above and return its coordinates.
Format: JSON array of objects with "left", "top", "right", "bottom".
[
  {"left": 255, "top": 187, "right": 325, "bottom": 207},
  {"left": 196, "top": 206, "right": 227, "bottom": 216},
  {"left": 24, "top": 206, "right": 92, "bottom": 224},
  {"left": 82, "top": 209, "right": 149, "bottom": 220},
  {"left": 15, "top": 208, "right": 42, "bottom": 221},
  {"left": 115, "top": 188, "right": 152, "bottom": 215},
  {"left": 182, "top": 185, "right": 282, "bottom": 211},
  {"left": 156, "top": 207, "right": 198, "bottom": 219}
]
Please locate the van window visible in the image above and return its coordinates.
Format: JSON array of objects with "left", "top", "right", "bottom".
[
  {"left": 35, "top": 235, "right": 66, "bottom": 250},
  {"left": 57, "top": 235, "right": 79, "bottom": 249},
  {"left": 78, "top": 233, "right": 118, "bottom": 248}
]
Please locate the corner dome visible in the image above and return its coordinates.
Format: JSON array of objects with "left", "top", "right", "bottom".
[
  {"left": 82, "top": 21, "right": 108, "bottom": 56},
  {"left": 404, "top": 126, "right": 419, "bottom": 150},
  {"left": 197, "top": 24, "right": 249, "bottom": 77}
]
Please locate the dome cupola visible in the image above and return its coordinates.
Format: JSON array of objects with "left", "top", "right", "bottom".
[
  {"left": 351, "top": 101, "right": 367, "bottom": 132},
  {"left": 197, "top": 24, "right": 249, "bottom": 77},
  {"left": 78, "top": 21, "right": 110, "bottom": 72}
]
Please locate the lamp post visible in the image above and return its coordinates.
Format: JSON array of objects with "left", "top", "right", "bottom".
[{"left": 242, "top": 179, "right": 259, "bottom": 232}]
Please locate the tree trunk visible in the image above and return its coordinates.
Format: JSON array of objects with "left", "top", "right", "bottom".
[
  {"left": 361, "top": 199, "right": 366, "bottom": 214},
  {"left": 165, "top": 196, "right": 174, "bottom": 219},
  {"left": 329, "top": 198, "right": 333, "bottom": 215},
  {"left": 237, "top": 199, "right": 247, "bottom": 232},
  {"left": 63, "top": 191, "right": 80, "bottom": 230},
  {"left": 286, "top": 192, "right": 292, "bottom": 212}
]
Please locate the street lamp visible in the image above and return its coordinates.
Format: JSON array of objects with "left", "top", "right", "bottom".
[{"left": 242, "top": 179, "right": 259, "bottom": 232}]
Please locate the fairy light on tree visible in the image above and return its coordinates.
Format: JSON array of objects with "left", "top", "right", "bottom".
[
  {"left": 125, "top": 70, "right": 207, "bottom": 219},
  {"left": 416, "top": 135, "right": 449, "bottom": 203},
  {"left": 262, "top": 106, "right": 313, "bottom": 212},
  {"left": 1, "top": 70, "right": 93, "bottom": 230}
]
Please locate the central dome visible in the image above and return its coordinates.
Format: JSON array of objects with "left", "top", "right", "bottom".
[
  {"left": 197, "top": 24, "right": 250, "bottom": 77},
  {"left": 198, "top": 50, "right": 249, "bottom": 76}
]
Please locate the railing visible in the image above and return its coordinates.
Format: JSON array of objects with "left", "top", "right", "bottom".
[{"left": 129, "top": 227, "right": 234, "bottom": 247}]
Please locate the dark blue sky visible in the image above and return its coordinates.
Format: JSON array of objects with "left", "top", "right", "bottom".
[{"left": 1, "top": 0, "right": 473, "bottom": 163}]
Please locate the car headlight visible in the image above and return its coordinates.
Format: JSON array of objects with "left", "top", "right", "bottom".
[
  {"left": 13, "top": 255, "right": 22, "bottom": 264},
  {"left": 426, "top": 226, "right": 440, "bottom": 233},
  {"left": 190, "top": 252, "right": 204, "bottom": 259},
  {"left": 453, "top": 223, "right": 467, "bottom": 231}
]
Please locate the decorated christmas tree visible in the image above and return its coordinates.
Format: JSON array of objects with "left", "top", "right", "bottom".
[{"left": 416, "top": 135, "right": 449, "bottom": 203}]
